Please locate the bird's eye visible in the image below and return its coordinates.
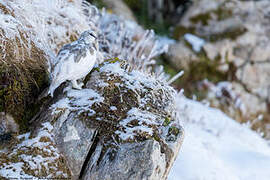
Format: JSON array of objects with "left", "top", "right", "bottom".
[{"left": 89, "top": 33, "right": 97, "bottom": 39}]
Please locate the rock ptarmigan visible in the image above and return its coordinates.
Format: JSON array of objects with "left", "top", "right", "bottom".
[{"left": 48, "top": 30, "right": 98, "bottom": 97}]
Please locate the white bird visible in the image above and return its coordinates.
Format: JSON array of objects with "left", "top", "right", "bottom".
[{"left": 48, "top": 30, "right": 99, "bottom": 97}]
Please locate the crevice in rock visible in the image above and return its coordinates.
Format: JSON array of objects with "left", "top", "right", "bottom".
[{"left": 79, "top": 131, "right": 99, "bottom": 179}]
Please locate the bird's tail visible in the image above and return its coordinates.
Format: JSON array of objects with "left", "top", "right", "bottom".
[{"left": 48, "top": 78, "right": 62, "bottom": 97}]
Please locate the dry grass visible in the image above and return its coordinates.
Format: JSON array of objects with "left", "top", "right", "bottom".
[{"left": 0, "top": 3, "right": 49, "bottom": 131}]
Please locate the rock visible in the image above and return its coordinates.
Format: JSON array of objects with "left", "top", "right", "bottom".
[
  {"left": 0, "top": 122, "right": 71, "bottom": 178},
  {"left": 170, "top": 0, "right": 270, "bottom": 136},
  {"left": 0, "top": 112, "right": 19, "bottom": 135},
  {"left": 175, "top": 0, "right": 270, "bottom": 100},
  {"left": 83, "top": 140, "right": 169, "bottom": 180},
  {"left": 47, "top": 60, "right": 184, "bottom": 179},
  {"left": 166, "top": 41, "right": 198, "bottom": 70},
  {"left": 102, "top": 0, "right": 137, "bottom": 22},
  {"left": 198, "top": 80, "right": 270, "bottom": 138}
]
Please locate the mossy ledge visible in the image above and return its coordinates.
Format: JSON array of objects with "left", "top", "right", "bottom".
[
  {"left": 51, "top": 59, "right": 183, "bottom": 172},
  {"left": 85, "top": 59, "right": 180, "bottom": 146}
]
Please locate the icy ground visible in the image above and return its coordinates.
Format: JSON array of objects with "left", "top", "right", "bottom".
[{"left": 169, "top": 96, "right": 270, "bottom": 180}]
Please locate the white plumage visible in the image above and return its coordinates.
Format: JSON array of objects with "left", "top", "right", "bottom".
[{"left": 48, "top": 30, "right": 99, "bottom": 97}]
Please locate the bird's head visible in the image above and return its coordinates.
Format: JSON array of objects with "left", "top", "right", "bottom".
[{"left": 79, "top": 30, "right": 98, "bottom": 45}]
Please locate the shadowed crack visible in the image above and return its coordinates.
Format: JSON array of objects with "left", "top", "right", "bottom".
[{"left": 79, "top": 130, "right": 99, "bottom": 179}]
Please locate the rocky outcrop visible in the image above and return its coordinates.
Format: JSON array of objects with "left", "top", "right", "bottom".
[
  {"left": 47, "top": 60, "right": 184, "bottom": 179},
  {"left": 168, "top": 0, "right": 270, "bottom": 138},
  {"left": 0, "top": 60, "right": 184, "bottom": 179},
  {"left": 174, "top": 0, "right": 270, "bottom": 99}
]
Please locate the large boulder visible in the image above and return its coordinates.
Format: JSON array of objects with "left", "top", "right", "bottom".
[{"left": 47, "top": 60, "right": 184, "bottom": 179}]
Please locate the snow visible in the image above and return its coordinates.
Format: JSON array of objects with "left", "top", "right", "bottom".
[
  {"left": 0, "top": 162, "right": 34, "bottom": 179},
  {"left": 63, "top": 125, "right": 80, "bottom": 142},
  {"left": 184, "top": 33, "right": 205, "bottom": 52},
  {"left": 0, "top": 122, "right": 68, "bottom": 178},
  {"left": 110, "top": 106, "right": 117, "bottom": 111},
  {"left": 169, "top": 96, "right": 270, "bottom": 180},
  {"left": 116, "top": 107, "right": 158, "bottom": 140},
  {"left": 51, "top": 88, "right": 104, "bottom": 116}
]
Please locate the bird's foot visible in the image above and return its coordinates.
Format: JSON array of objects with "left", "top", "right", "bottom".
[
  {"left": 79, "top": 82, "right": 84, "bottom": 88},
  {"left": 72, "top": 80, "right": 83, "bottom": 90}
]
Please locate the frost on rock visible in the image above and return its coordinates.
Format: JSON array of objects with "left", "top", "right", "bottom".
[
  {"left": 51, "top": 88, "right": 104, "bottom": 117},
  {"left": 47, "top": 60, "right": 184, "bottom": 179},
  {"left": 0, "top": 122, "right": 70, "bottom": 179}
]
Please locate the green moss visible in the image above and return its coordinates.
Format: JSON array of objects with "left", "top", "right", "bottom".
[
  {"left": 161, "top": 51, "right": 238, "bottom": 100},
  {"left": 0, "top": 30, "right": 49, "bottom": 132},
  {"left": 0, "top": 63, "right": 49, "bottom": 132},
  {"left": 80, "top": 62, "right": 140, "bottom": 147},
  {"left": 174, "top": 25, "right": 246, "bottom": 43},
  {"left": 78, "top": 59, "right": 176, "bottom": 148},
  {"left": 174, "top": 5, "right": 247, "bottom": 42},
  {"left": 190, "top": 6, "right": 233, "bottom": 26},
  {"left": 88, "top": 0, "right": 106, "bottom": 9},
  {"left": 153, "top": 132, "right": 161, "bottom": 142},
  {"left": 0, "top": 134, "right": 71, "bottom": 178},
  {"left": 190, "top": 12, "right": 212, "bottom": 26},
  {"left": 104, "top": 57, "right": 121, "bottom": 64},
  {"left": 206, "top": 27, "right": 247, "bottom": 42},
  {"left": 173, "top": 26, "right": 196, "bottom": 39},
  {"left": 168, "top": 126, "right": 180, "bottom": 137},
  {"left": 163, "top": 117, "right": 171, "bottom": 127}
]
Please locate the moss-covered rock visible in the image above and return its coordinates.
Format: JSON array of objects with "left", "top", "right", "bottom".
[
  {"left": 0, "top": 122, "right": 71, "bottom": 178},
  {"left": 48, "top": 59, "right": 184, "bottom": 179}
]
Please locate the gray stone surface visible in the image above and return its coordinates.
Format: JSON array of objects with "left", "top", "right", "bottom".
[
  {"left": 52, "top": 112, "right": 98, "bottom": 178},
  {"left": 103, "top": 0, "right": 136, "bottom": 22},
  {"left": 0, "top": 112, "right": 19, "bottom": 135},
  {"left": 82, "top": 138, "right": 183, "bottom": 180}
]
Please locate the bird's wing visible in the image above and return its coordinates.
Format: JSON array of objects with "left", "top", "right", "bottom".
[
  {"left": 50, "top": 41, "right": 92, "bottom": 79},
  {"left": 57, "top": 42, "right": 88, "bottom": 63},
  {"left": 56, "top": 42, "right": 77, "bottom": 61}
]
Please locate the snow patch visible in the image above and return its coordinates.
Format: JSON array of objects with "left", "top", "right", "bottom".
[
  {"left": 64, "top": 125, "right": 80, "bottom": 142},
  {"left": 184, "top": 33, "right": 205, "bottom": 52},
  {"left": 169, "top": 96, "right": 270, "bottom": 180},
  {"left": 0, "top": 122, "right": 69, "bottom": 178},
  {"left": 116, "top": 108, "right": 158, "bottom": 141},
  {"left": 51, "top": 88, "right": 104, "bottom": 116}
]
